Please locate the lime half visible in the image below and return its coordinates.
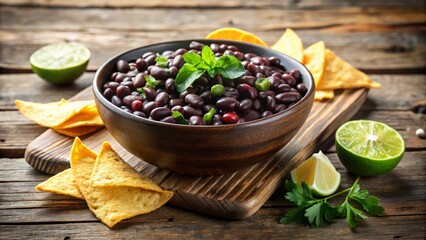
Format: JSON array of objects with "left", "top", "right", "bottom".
[
  {"left": 291, "top": 151, "right": 341, "bottom": 196},
  {"left": 335, "top": 120, "right": 405, "bottom": 177},
  {"left": 30, "top": 42, "right": 91, "bottom": 85}
]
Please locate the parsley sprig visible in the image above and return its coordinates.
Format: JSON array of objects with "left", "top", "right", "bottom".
[
  {"left": 175, "top": 45, "right": 245, "bottom": 93},
  {"left": 280, "top": 176, "right": 384, "bottom": 230}
]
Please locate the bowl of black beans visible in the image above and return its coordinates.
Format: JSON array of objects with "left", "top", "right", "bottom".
[{"left": 93, "top": 40, "right": 314, "bottom": 176}]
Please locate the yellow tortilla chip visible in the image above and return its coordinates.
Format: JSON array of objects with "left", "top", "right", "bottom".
[
  {"left": 70, "top": 138, "right": 173, "bottom": 228},
  {"left": 314, "top": 90, "right": 335, "bottom": 101},
  {"left": 271, "top": 28, "right": 304, "bottom": 62},
  {"left": 317, "top": 49, "right": 381, "bottom": 90},
  {"left": 304, "top": 41, "right": 326, "bottom": 87},
  {"left": 35, "top": 168, "right": 84, "bottom": 200},
  {"left": 15, "top": 99, "right": 95, "bottom": 128},
  {"left": 57, "top": 107, "right": 103, "bottom": 129},
  {"left": 53, "top": 126, "right": 101, "bottom": 137}
]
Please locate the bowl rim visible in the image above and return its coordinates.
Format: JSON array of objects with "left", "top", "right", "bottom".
[{"left": 93, "top": 39, "right": 315, "bottom": 129}]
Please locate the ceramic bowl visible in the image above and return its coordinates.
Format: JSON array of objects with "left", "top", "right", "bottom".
[{"left": 93, "top": 40, "right": 314, "bottom": 176}]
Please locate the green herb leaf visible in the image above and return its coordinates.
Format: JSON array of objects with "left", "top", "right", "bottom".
[
  {"left": 175, "top": 64, "right": 205, "bottom": 93},
  {"left": 155, "top": 55, "right": 169, "bottom": 68},
  {"left": 279, "top": 207, "right": 306, "bottom": 225},
  {"left": 338, "top": 200, "right": 367, "bottom": 229},
  {"left": 201, "top": 45, "right": 216, "bottom": 67},
  {"left": 171, "top": 111, "right": 189, "bottom": 124},
  {"left": 144, "top": 75, "right": 158, "bottom": 88},
  {"left": 182, "top": 52, "right": 202, "bottom": 66},
  {"left": 215, "top": 55, "right": 245, "bottom": 79},
  {"left": 348, "top": 185, "right": 385, "bottom": 215},
  {"left": 202, "top": 107, "right": 215, "bottom": 124},
  {"left": 136, "top": 88, "right": 146, "bottom": 99}
]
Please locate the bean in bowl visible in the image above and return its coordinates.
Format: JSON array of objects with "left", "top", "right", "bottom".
[{"left": 102, "top": 41, "right": 307, "bottom": 125}]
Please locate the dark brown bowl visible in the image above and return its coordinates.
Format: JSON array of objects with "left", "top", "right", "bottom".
[{"left": 93, "top": 40, "right": 314, "bottom": 176}]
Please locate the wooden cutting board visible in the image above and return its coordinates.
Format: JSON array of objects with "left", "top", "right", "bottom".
[{"left": 25, "top": 87, "right": 367, "bottom": 219}]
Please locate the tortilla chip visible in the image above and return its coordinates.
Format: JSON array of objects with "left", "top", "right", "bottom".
[
  {"left": 15, "top": 99, "right": 95, "bottom": 128},
  {"left": 87, "top": 142, "right": 173, "bottom": 228},
  {"left": 70, "top": 138, "right": 173, "bottom": 228},
  {"left": 317, "top": 49, "right": 381, "bottom": 90},
  {"left": 53, "top": 126, "right": 101, "bottom": 137},
  {"left": 58, "top": 104, "right": 103, "bottom": 129},
  {"left": 271, "top": 28, "right": 304, "bottom": 62},
  {"left": 35, "top": 168, "right": 84, "bottom": 200},
  {"left": 315, "top": 90, "right": 335, "bottom": 101},
  {"left": 304, "top": 41, "right": 326, "bottom": 87}
]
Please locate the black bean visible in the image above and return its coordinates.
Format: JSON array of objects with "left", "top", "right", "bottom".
[
  {"left": 133, "top": 72, "right": 147, "bottom": 88},
  {"left": 216, "top": 97, "right": 239, "bottom": 112},
  {"left": 234, "top": 51, "right": 245, "bottom": 61},
  {"left": 162, "top": 50, "right": 174, "bottom": 58},
  {"left": 276, "top": 83, "right": 291, "bottom": 93},
  {"left": 189, "top": 41, "right": 204, "bottom": 50},
  {"left": 145, "top": 55, "right": 156, "bottom": 66},
  {"left": 266, "top": 96, "right": 277, "bottom": 112},
  {"left": 251, "top": 56, "right": 266, "bottom": 65},
  {"left": 121, "top": 106, "right": 132, "bottom": 113},
  {"left": 116, "top": 85, "right": 131, "bottom": 99},
  {"left": 227, "top": 45, "right": 239, "bottom": 51},
  {"left": 275, "top": 104, "right": 287, "bottom": 113},
  {"left": 258, "top": 91, "right": 276, "bottom": 101},
  {"left": 143, "top": 87, "right": 157, "bottom": 101},
  {"left": 244, "top": 53, "right": 256, "bottom": 60},
  {"left": 171, "top": 105, "right": 184, "bottom": 113},
  {"left": 103, "top": 88, "right": 114, "bottom": 100},
  {"left": 268, "top": 76, "right": 281, "bottom": 89},
  {"left": 126, "top": 70, "right": 138, "bottom": 77},
  {"left": 211, "top": 114, "right": 223, "bottom": 125},
  {"left": 136, "top": 58, "right": 147, "bottom": 72},
  {"left": 203, "top": 104, "right": 215, "bottom": 114},
  {"left": 111, "top": 95, "right": 123, "bottom": 107},
  {"left": 179, "top": 87, "right": 196, "bottom": 99},
  {"left": 256, "top": 73, "right": 266, "bottom": 79},
  {"left": 169, "top": 98, "right": 183, "bottom": 108},
  {"left": 275, "top": 92, "right": 302, "bottom": 104},
  {"left": 108, "top": 82, "right": 120, "bottom": 91},
  {"left": 185, "top": 94, "right": 205, "bottom": 109},
  {"left": 268, "top": 57, "right": 281, "bottom": 66},
  {"left": 169, "top": 66, "right": 178, "bottom": 78},
  {"left": 117, "top": 60, "right": 130, "bottom": 73},
  {"left": 150, "top": 107, "right": 171, "bottom": 120},
  {"left": 155, "top": 92, "right": 169, "bottom": 106},
  {"left": 223, "top": 50, "right": 235, "bottom": 56},
  {"left": 189, "top": 116, "right": 205, "bottom": 125},
  {"left": 115, "top": 73, "right": 127, "bottom": 83},
  {"left": 241, "top": 110, "right": 260, "bottom": 122},
  {"left": 238, "top": 99, "right": 253, "bottom": 114},
  {"left": 247, "top": 63, "right": 258, "bottom": 76},
  {"left": 183, "top": 105, "right": 203, "bottom": 118},
  {"left": 210, "top": 43, "right": 220, "bottom": 53},
  {"left": 164, "top": 78, "right": 175, "bottom": 94},
  {"left": 172, "top": 55, "right": 184, "bottom": 68},
  {"left": 260, "top": 65, "right": 271, "bottom": 76},
  {"left": 224, "top": 87, "right": 239, "bottom": 99},
  {"left": 282, "top": 73, "right": 297, "bottom": 87},
  {"left": 160, "top": 116, "right": 176, "bottom": 123},
  {"left": 173, "top": 48, "right": 187, "bottom": 57},
  {"left": 236, "top": 84, "right": 257, "bottom": 100},
  {"left": 240, "top": 76, "right": 256, "bottom": 86},
  {"left": 200, "top": 90, "right": 214, "bottom": 104},
  {"left": 215, "top": 52, "right": 222, "bottom": 57},
  {"left": 290, "top": 70, "right": 302, "bottom": 82},
  {"left": 219, "top": 44, "right": 227, "bottom": 52},
  {"left": 261, "top": 110, "right": 273, "bottom": 118},
  {"left": 110, "top": 72, "right": 118, "bottom": 81},
  {"left": 212, "top": 75, "right": 223, "bottom": 85},
  {"left": 296, "top": 83, "right": 307, "bottom": 95},
  {"left": 150, "top": 66, "right": 169, "bottom": 80},
  {"left": 123, "top": 95, "right": 142, "bottom": 107},
  {"left": 120, "top": 80, "right": 134, "bottom": 89},
  {"left": 195, "top": 75, "right": 209, "bottom": 86},
  {"left": 133, "top": 111, "right": 147, "bottom": 118},
  {"left": 143, "top": 101, "right": 158, "bottom": 116},
  {"left": 252, "top": 99, "right": 262, "bottom": 111},
  {"left": 142, "top": 52, "right": 155, "bottom": 59}
]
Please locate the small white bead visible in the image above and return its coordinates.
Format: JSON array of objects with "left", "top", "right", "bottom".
[{"left": 415, "top": 128, "right": 425, "bottom": 139}]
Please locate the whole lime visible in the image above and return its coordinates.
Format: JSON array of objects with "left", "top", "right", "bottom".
[
  {"left": 30, "top": 42, "right": 91, "bottom": 85},
  {"left": 335, "top": 120, "right": 405, "bottom": 177}
]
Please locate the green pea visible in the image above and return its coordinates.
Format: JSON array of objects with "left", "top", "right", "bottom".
[
  {"left": 203, "top": 107, "right": 215, "bottom": 124},
  {"left": 211, "top": 84, "right": 225, "bottom": 96},
  {"left": 255, "top": 78, "right": 270, "bottom": 91}
]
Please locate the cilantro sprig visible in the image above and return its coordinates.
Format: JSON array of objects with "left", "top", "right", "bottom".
[
  {"left": 280, "top": 176, "right": 384, "bottom": 230},
  {"left": 155, "top": 54, "right": 169, "bottom": 68},
  {"left": 175, "top": 45, "right": 245, "bottom": 93}
]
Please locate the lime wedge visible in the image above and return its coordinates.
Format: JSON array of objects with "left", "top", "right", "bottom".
[
  {"left": 30, "top": 42, "right": 90, "bottom": 85},
  {"left": 335, "top": 120, "right": 405, "bottom": 177},
  {"left": 291, "top": 151, "right": 341, "bottom": 196}
]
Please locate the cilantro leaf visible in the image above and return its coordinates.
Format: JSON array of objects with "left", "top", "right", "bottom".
[
  {"left": 284, "top": 180, "right": 314, "bottom": 206},
  {"left": 175, "top": 64, "right": 205, "bottom": 93},
  {"left": 155, "top": 55, "right": 169, "bottom": 68},
  {"left": 338, "top": 200, "right": 367, "bottom": 229},
  {"left": 144, "top": 75, "right": 158, "bottom": 88},
  {"left": 279, "top": 207, "right": 306, "bottom": 225},
  {"left": 348, "top": 185, "right": 385, "bottom": 215}
]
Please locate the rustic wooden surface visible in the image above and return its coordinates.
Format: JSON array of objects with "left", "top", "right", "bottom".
[{"left": 0, "top": 0, "right": 425, "bottom": 239}]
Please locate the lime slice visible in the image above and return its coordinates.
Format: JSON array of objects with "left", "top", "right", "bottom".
[
  {"left": 335, "top": 120, "right": 405, "bottom": 177},
  {"left": 291, "top": 151, "right": 341, "bottom": 196},
  {"left": 30, "top": 42, "right": 91, "bottom": 85}
]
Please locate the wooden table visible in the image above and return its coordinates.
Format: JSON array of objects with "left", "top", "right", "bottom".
[{"left": 1, "top": 1, "right": 425, "bottom": 239}]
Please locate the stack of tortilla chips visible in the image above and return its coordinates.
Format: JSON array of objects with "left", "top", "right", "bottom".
[
  {"left": 15, "top": 99, "right": 103, "bottom": 136},
  {"left": 35, "top": 137, "right": 173, "bottom": 228},
  {"left": 272, "top": 29, "right": 381, "bottom": 101}
]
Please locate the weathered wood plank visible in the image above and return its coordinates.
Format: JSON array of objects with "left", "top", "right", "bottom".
[
  {"left": 1, "top": 30, "right": 424, "bottom": 72},
  {"left": 2, "top": 7, "right": 425, "bottom": 32},
  {"left": 0, "top": 212, "right": 424, "bottom": 239},
  {"left": 0, "top": 0, "right": 425, "bottom": 8}
]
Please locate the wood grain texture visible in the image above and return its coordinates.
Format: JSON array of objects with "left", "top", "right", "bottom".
[{"left": 24, "top": 86, "right": 367, "bottom": 219}]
